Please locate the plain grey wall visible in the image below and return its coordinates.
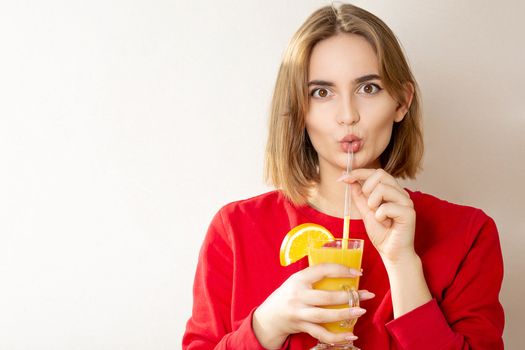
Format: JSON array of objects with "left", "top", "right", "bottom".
[{"left": 0, "top": 0, "right": 523, "bottom": 349}]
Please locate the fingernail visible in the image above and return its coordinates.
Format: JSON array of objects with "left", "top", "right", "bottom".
[
  {"left": 349, "top": 268, "right": 362, "bottom": 276},
  {"left": 353, "top": 308, "right": 367, "bottom": 316},
  {"left": 337, "top": 173, "right": 351, "bottom": 182},
  {"left": 345, "top": 334, "right": 358, "bottom": 341}
]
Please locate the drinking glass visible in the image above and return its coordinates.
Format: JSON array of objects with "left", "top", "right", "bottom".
[{"left": 307, "top": 238, "right": 364, "bottom": 350}]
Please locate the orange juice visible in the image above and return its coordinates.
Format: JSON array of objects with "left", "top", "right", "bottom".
[{"left": 308, "top": 239, "right": 363, "bottom": 333}]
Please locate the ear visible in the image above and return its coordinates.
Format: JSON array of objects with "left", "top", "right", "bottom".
[{"left": 394, "top": 82, "right": 415, "bottom": 122}]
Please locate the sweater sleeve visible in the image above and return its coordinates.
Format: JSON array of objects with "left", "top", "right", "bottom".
[
  {"left": 182, "top": 209, "right": 267, "bottom": 350},
  {"left": 385, "top": 212, "right": 504, "bottom": 349}
]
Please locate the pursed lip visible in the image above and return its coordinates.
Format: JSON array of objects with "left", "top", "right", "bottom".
[
  {"left": 340, "top": 134, "right": 363, "bottom": 153},
  {"left": 340, "top": 134, "right": 361, "bottom": 143}
]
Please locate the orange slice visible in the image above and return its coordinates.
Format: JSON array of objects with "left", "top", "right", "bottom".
[{"left": 279, "top": 223, "right": 334, "bottom": 266}]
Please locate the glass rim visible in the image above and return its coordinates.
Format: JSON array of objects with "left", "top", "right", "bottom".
[
  {"left": 308, "top": 238, "right": 364, "bottom": 249},
  {"left": 308, "top": 238, "right": 364, "bottom": 243}
]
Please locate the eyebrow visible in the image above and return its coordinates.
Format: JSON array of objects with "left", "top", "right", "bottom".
[{"left": 307, "top": 74, "right": 381, "bottom": 87}]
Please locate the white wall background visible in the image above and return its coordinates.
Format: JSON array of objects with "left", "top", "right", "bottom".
[{"left": 0, "top": 0, "right": 523, "bottom": 349}]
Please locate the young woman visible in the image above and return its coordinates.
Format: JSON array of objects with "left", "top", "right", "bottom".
[{"left": 183, "top": 3, "right": 504, "bottom": 349}]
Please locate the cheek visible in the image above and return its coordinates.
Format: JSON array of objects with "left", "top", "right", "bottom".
[
  {"left": 305, "top": 116, "right": 327, "bottom": 142},
  {"left": 360, "top": 98, "right": 397, "bottom": 128},
  {"left": 370, "top": 118, "right": 395, "bottom": 146},
  {"left": 359, "top": 95, "right": 397, "bottom": 117},
  {"left": 305, "top": 111, "right": 328, "bottom": 137},
  {"left": 305, "top": 115, "right": 335, "bottom": 153},
  {"left": 359, "top": 100, "right": 397, "bottom": 145},
  {"left": 305, "top": 106, "right": 332, "bottom": 137}
]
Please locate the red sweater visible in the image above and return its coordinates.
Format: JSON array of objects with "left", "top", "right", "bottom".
[{"left": 183, "top": 190, "right": 504, "bottom": 349}]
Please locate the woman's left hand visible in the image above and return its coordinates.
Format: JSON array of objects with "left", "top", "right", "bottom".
[{"left": 340, "top": 168, "right": 416, "bottom": 264}]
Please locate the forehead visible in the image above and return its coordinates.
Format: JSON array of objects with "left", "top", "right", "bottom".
[{"left": 308, "top": 33, "right": 379, "bottom": 80}]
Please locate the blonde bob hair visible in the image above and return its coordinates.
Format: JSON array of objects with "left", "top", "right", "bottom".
[{"left": 264, "top": 3, "right": 424, "bottom": 205}]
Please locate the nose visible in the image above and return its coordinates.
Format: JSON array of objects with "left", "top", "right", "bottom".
[{"left": 336, "top": 94, "right": 360, "bottom": 126}]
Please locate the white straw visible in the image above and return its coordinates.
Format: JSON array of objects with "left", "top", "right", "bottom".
[{"left": 342, "top": 146, "right": 353, "bottom": 248}]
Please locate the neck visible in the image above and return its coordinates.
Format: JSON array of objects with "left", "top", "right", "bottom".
[{"left": 308, "top": 166, "right": 362, "bottom": 220}]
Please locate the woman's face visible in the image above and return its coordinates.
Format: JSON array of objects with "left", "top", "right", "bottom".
[{"left": 305, "top": 33, "right": 410, "bottom": 176}]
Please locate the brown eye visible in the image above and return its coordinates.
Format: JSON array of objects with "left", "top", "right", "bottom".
[
  {"left": 310, "top": 88, "right": 332, "bottom": 98},
  {"left": 357, "top": 83, "right": 382, "bottom": 95}
]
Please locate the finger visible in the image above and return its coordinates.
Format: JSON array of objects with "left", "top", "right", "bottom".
[
  {"left": 298, "top": 306, "right": 367, "bottom": 324},
  {"left": 302, "top": 290, "right": 351, "bottom": 306},
  {"left": 300, "top": 322, "right": 358, "bottom": 344},
  {"left": 338, "top": 168, "right": 375, "bottom": 184},
  {"left": 358, "top": 290, "right": 376, "bottom": 301},
  {"left": 351, "top": 182, "right": 373, "bottom": 218},
  {"left": 360, "top": 169, "right": 407, "bottom": 197},
  {"left": 352, "top": 183, "right": 389, "bottom": 232},
  {"left": 341, "top": 168, "right": 408, "bottom": 199},
  {"left": 297, "top": 263, "right": 362, "bottom": 284},
  {"left": 375, "top": 203, "right": 415, "bottom": 224},
  {"left": 367, "top": 182, "right": 413, "bottom": 211},
  {"left": 302, "top": 289, "right": 375, "bottom": 306}
]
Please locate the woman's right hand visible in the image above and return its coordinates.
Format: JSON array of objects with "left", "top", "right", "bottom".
[{"left": 252, "top": 263, "right": 374, "bottom": 349}]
